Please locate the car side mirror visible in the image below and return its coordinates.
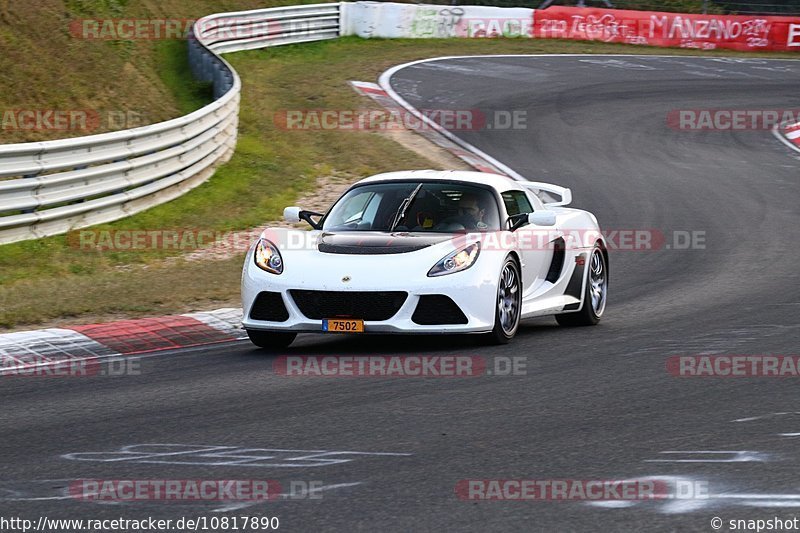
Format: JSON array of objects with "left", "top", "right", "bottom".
[
  {"left": 283, "top": 206, "right": 301, "bottom": 223},
  {"left": 283, "top": 206, "right": 323, "bottom": 229},
  {"left": 528, "top": 211, "right": 557, "bottom": 227}
]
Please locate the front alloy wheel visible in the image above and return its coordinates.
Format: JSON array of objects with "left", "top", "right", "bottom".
[{"left": 486, "top": 257, "right": 522, "bottom": 345}]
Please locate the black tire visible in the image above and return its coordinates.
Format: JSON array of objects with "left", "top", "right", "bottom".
[
  {"left": 484, "top": 256, "right": 522, "bottom": 345},
  {"left": 246, "top": 329, "right": 297, "bottom": 350},
  {"left": 555, "top": 244, "right": 607, "bottom": 327}
]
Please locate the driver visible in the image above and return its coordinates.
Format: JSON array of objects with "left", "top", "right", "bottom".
[{"left": 457, "top": 193, "right": 488, "bottom": 229}]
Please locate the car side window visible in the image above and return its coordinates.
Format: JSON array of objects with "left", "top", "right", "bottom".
[{"left": 502, "top": 191, "right": 533, "bottom": 216}]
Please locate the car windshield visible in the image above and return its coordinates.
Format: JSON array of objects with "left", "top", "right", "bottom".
[{"left": 322, "top": 181, "right": 501, "bottom": 232}]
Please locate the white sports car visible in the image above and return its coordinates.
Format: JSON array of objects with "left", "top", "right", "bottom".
[{"left": 241, "top": 170, "right": 608, "bottom": 348}]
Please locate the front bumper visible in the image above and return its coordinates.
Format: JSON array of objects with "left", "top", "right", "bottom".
[{"left": 241, "top": 247, "right": 500, "bottom": 335}]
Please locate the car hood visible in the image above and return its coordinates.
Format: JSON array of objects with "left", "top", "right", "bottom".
[{"left": 317, "top": 231, "right": 454, "bottom": 255}]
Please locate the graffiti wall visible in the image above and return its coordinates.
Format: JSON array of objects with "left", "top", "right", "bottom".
[
  {"left": 533, "top": 7, "right": 800, "bottom": 51},
  {"left": 342, "top": 3, "right": 534, "bottom": 39}
]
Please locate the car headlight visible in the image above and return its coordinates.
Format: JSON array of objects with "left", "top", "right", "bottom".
[
  {"left": 428, "top": 242, "right": 480, "bottom": 277},
  {"left": 254, "top": 238, "right": 284, "bottom": 274}
]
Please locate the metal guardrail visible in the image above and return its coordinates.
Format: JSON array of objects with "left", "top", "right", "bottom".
[{"left": 0, "top": 3, "right": 341, "bottom": 245}]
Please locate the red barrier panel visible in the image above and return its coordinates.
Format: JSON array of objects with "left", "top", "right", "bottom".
[{"left": 532, "top": 7, "right": 800, "bottom": 51}]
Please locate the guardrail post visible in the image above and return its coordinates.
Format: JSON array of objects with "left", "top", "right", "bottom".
[{"left": 21, "top": 173, "right": 38, "bottom": 214}]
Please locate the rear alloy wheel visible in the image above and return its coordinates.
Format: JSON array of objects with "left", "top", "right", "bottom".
[
  {"left": 556, "top": 244, "right": 607, "bottom": 327},
  {"left": 246, "top": 329, "right": 297, "bottom": 350},
  {"left": 485, "top": 257, "right": 522, "bottom": 345}
]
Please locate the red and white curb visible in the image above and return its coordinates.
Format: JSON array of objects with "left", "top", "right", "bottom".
[
  {"left": 774, "top": 121, "right": 800, "bottom": 153},
  {"left": 0, "top": 308, "right": 246, "bottom": 374},
  {"left": 784, "top": 122, "right": 800, "bottom": 146}
]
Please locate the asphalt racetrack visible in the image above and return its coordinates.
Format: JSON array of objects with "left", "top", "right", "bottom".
[{"left": 3, "top": 55, "right": 800, "bottom": 532}]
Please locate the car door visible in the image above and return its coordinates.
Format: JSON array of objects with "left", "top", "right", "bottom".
[{"left": 501, "top": 190, "right": 559, "bottom": 297}]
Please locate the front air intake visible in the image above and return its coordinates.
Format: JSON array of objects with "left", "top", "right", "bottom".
[
  {"left": 412, "top": 295, "right": 468, "bottom": 325},
  {"left": 249, "top": 291, "right": 290, "bottom": 322}
]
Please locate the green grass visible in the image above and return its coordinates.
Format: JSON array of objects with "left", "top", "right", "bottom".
[
  {"left": 1, "top": 35, "right": 798, "bottom": 329},
  {"left": 0, "top": 0, "right": 332, "bottom": 143},
  {"left": 63, "top": 0, "right": 131, "bottom": 17}
]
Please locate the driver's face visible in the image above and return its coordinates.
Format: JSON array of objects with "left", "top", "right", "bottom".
[{"left": 459, "top": 199, "right": 481, "bottom": 220}]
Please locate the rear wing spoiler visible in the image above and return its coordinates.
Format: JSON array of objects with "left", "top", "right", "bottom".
[{"left": 519, "top": 181, "right": 572, "bottom": 207}]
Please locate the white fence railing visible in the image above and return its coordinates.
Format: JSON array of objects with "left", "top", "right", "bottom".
[{"left": 0, "top": 2, "right": 342, "bottom": 245}]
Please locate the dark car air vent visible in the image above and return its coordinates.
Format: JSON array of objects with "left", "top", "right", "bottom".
[{"left": 412, "top": 295, "right": 468, "bottom": 325}]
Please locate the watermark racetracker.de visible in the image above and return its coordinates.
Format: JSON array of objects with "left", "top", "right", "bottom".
[
  {"left": 667, "top": 109, "right": 800, "bottom": 131},
  {"left": 1, "top": 109, "right": 145, "bottom": 133},
  {"left": 455, "top": 478, "right": 710, "bottom": 501},
  {"left": 667, "top": 355, "right": 800, "bottom": 377},
  {"left": 273, "top": 109, "right": 528, "bottom": 132},
  {"left": 1, "top": 357, "right": 141, "bottom": 378},
  {"left": 273, "top": 355, "right": 527, "bottom": 377}
]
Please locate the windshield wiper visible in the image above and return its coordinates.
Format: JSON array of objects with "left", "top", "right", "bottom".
[{"left": 389, "top": 183, "right": 423, "bottom": 232}]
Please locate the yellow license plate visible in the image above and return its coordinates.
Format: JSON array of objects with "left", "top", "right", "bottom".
[{"left": 322, "top": 319, "right": 364, "bottom": 333}]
